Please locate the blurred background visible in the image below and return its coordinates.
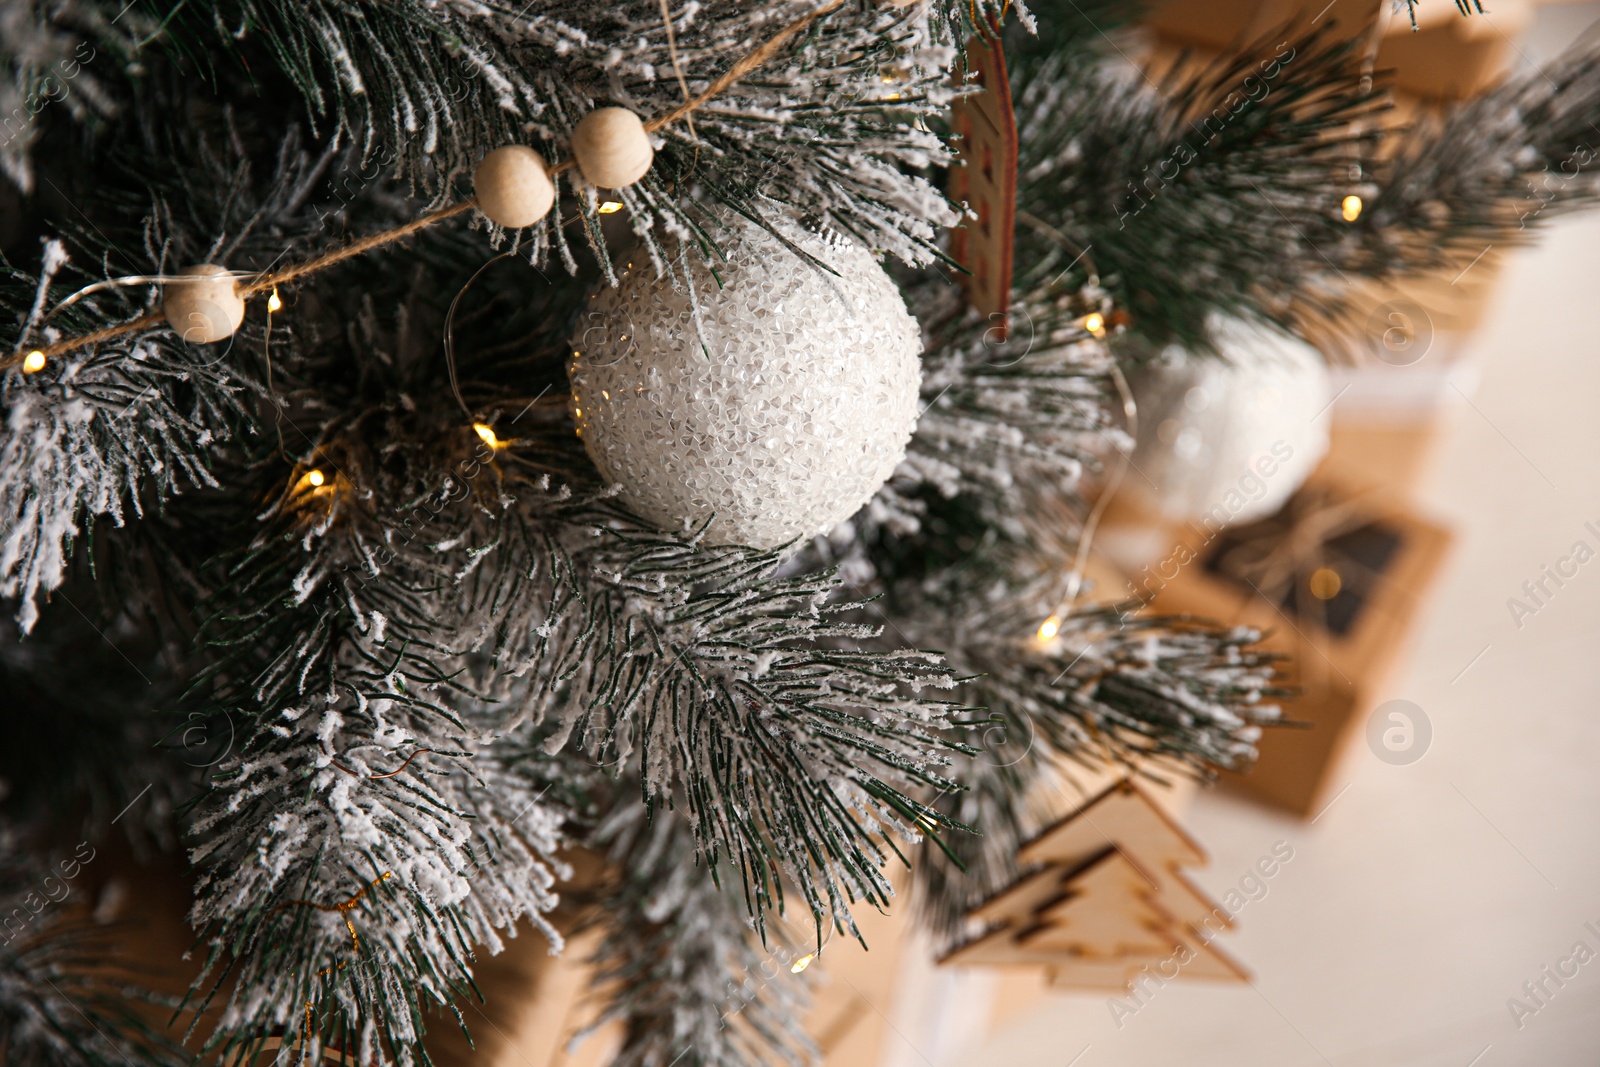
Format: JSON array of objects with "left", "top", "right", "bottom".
[{"left": 804, "top": 3, "right": 1600, "bottom": 1065}]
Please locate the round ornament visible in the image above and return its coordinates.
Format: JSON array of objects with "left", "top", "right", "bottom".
[
  {"left": 163, "top": 264, "right": 246, "bottom": 344},
  {"left": 570, "top": 107, "right": 654, "bottom": 189},
  {"left": 568, "top": 213, "right": 922, "bottom": 549},
  {"left": 474, "top": 145, "right": 555, "bottom": 228},
  {"left": 1127, "top": 314, "right": 1329, "bottom": 526}
]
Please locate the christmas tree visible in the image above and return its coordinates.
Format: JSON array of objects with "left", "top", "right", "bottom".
[{"left": 1, "top": 1, "right": 1596, "bottom": 1065}]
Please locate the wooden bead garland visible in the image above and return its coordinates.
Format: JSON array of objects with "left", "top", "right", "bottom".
[
  {"left": 570, "top": 107, "right": 654, "bottom": 189},
  {"left": 29, "top": 0, "right": 853, "bottom": 365},
  {"left": 473, "top": 146, "right": 556, "bottom": 228},
  {"left": 163, "top": 264, "right": 246, "bottom": 344}
]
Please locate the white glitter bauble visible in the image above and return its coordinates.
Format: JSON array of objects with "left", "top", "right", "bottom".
[
  {"left": 568, "top": 214, "right": 922, "bottom": 549},
  {"left": 1128, "top": 315, "right": 1330, "bottom": 526}
]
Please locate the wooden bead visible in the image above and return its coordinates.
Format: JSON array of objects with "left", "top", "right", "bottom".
[
  {"left": 570, "top": 107, "right": 654, "bottom": 189},
  {"left": 473, "top": 145, "right": 556, "bottom": 228},
  {"left": 163, "top": 264, "right": 245, "bottom": 344}
]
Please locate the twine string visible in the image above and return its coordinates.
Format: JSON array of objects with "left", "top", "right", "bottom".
[
  {"left": 658, "top": 0, "right": 698, "bottom": 143},
  {"left": 644, "top": 0, "right": 846, "bottom": 137}
]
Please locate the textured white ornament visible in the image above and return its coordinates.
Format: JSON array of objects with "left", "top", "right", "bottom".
[
  {"left": 163, "top": 264, "right": 246, "bottom": 344},
  {"left": 570, "top": 107, "right": 654, "bottom": 189},
  {"left": 568, "top": 214, "right": 922, "bottom": 548},
  {"left": 1128, "top": 315, "right": 1329, "bottom": 526},
  {"left": 473, "top": 145, "right": 555, "bottom": 228}
]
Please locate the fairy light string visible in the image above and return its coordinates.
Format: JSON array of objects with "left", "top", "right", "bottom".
[{"left": 4, "top": 0, "right": 849, "bottom": 373}]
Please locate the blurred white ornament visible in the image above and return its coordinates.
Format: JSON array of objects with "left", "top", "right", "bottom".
[
  {"left": 1128, "top": 315, "right": 1329, "bottom": 526},
  {"left": 568, "top": 212, "right": 922, "bottom": 549}
]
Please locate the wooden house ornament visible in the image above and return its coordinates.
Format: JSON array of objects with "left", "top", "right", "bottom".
[{"left": 947, "top": 19, "right": 1018, "bottom": 340}]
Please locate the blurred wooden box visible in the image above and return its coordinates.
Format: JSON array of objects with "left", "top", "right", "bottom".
[
  {"left": 1143, "top": 473, "right": 1451, "bottom": 815},
  {"left": 1145, "top": 0, "right": 1527, "bottom": 100}
]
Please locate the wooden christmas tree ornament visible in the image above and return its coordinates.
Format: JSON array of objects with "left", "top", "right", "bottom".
[
  {"left": 1016, "top": 848, "right": 1183, "bottom": 958},
  {"left": 570, "top": 107, "right": 654, "bottom": 189},
  {"left": 941, "top": 779, "right": 1248, "bottom": 992},
  {"left": 162, "top": 264, "right": 246, "bottom": 344},
  {"left": 474, "top": 145, "right": 556, "bottom": 228}
]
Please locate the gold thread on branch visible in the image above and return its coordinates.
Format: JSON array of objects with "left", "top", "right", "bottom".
[
  {"left": 271, "top": 868, "right": 396, "bottom": 1031},
  {"left": 324, "top": 745, "right": 435, "bottom": 780},
  {"left": 270, "top": 871, "right": 393, "bottom": 925},
  {"left": 269, "top": 872, "right": 393, "bottom": 1055},
  {"left": 4, "top": 0, "right": 851, "bottom": 371}
]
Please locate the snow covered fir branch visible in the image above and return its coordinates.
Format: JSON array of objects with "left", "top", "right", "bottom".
[{"left": 1, "top": 1, "right": 1597, "bottom": 1066}]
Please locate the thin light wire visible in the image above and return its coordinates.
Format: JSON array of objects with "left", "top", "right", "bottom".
[
  {"left": 44, "top": 273, "right": 212, "bottom": 318},
  {"left": 443, "top": 206, "right": 589, "bottom": 418},
  {"left": 264, "top": 292, "right": 288, "bottom": 460},
  {"left": 1057, "top": 359, "right": 1137, "bottom": 612},
  {"left": 444, "top": 252, "right": 516, "bottom": 417}
]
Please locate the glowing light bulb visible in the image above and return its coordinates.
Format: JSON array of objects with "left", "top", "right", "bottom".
[
  {"left": 1309, "top": 567, "right": 1342, "bottom": 600},
  {"left": 791, "top": 953, "right": 816, "bottom": 974},
  {"left": 1037, "top": 615, "right": 1061, "bottom": 641},
  {"left": 1081, "top": 312, "right": 1106, "bottom": 337},
  {"left": 473, "top": 423, "right": 503, "bottom": 449},
  {"left": 307, "top": 469, "right": 326, "bottom": 488},
  {"left": 1341, "top": 194, "right": 1363, "bottom": 222},
  {"left": 598, "top": 201, "right": 624, "bottom": 214},
  {"left": 22, "top": 350, "right": 45, "bottom": 373},
  {"left": 267, "top": 288, "right": 283, "bottom": 312}
]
